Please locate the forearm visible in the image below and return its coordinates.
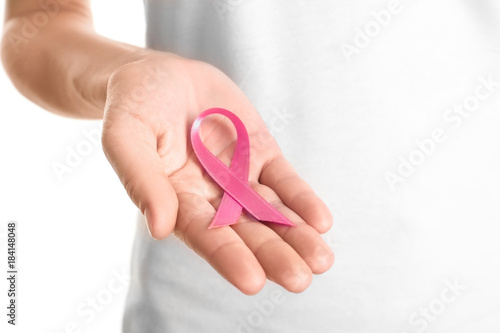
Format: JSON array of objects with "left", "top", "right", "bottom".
[{"left": 1, "top": 0, "right": 151, "bottom": 119}]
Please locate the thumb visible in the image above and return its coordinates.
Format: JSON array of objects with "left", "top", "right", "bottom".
[{"left": 102, "top": 117, "right": 178, "bottom": 240}]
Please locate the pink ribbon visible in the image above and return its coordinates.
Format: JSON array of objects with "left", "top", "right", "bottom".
[{"left": 190, "top": 107, "right": 296, "bottom": 229}]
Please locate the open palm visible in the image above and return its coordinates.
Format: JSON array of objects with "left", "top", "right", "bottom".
[{"left": 102, "top": 53, "right": 334, "bottom": 294}]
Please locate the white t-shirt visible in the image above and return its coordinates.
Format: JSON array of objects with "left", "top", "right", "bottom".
[{"left": 124, "top": 1, "right": 500, "bottom": 332}]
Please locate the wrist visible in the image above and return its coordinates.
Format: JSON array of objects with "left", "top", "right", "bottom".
[
  {"left": 103, "top": 50, "right": 193, "bottom": 115},
  {"left": 77, "top": 44, "right": 156, "bottom": 119}
]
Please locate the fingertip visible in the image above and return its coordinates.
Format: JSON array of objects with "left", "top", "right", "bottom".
[
  {"left": 232, "top": 261, "right": 267, "bottom": 296},
  {"left": 210, "top": 242, "right": 267, "bottom": 295},
  {"left": 281, "top": 264, "right": 313, "bottom": 293},
  {"left": 238, "top": 271, "right": 267, "bottom": 296},
  {"left": 306, "top": 244, "right": 335, "bottom": 274},
  {"left": 144, "top": 208, "right": 158, "bottom": 240},
  {"left": 315, "top": 210, "right": 334, "bottom": 234},
  {"left": 144, "top": 200, "right": 178, "bottom": 240},
  {"left": 304, "top": 195, "right": 333, "bottom": 234}
]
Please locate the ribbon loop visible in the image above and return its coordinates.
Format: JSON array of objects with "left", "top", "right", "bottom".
[{"left": 190, "top": 108, "right": 296, "bottom": 229}]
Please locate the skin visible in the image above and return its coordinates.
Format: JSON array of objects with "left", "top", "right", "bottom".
[{"left": 1, "top": 0, "right": 334, "bottom": 295}]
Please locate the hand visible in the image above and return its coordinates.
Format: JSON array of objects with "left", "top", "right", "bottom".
[{"left": 101, "top": 52, "right": 334, "bottom": 294}]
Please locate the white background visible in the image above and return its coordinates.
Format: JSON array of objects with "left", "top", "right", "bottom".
[{"left": 0, "top": 1, "right": 146, "bottom": 332}]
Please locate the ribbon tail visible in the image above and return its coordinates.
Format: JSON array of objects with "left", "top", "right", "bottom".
[
  {"left": 209, "top": 192, "right": 242, "bottom": 228},
  {"left": 223, "top": 175, "right": 296, "bottom": 227}
]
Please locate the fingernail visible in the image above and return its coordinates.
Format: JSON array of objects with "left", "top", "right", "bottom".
[
  {"left": 315, "top": 245, "right": 331, "bottom": 264},
  {"left": 283, "top": 265, "right": 311, "bottom": 292},
  {"left": 144, "top": 208, "right": 159, "bottom": 241}
]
